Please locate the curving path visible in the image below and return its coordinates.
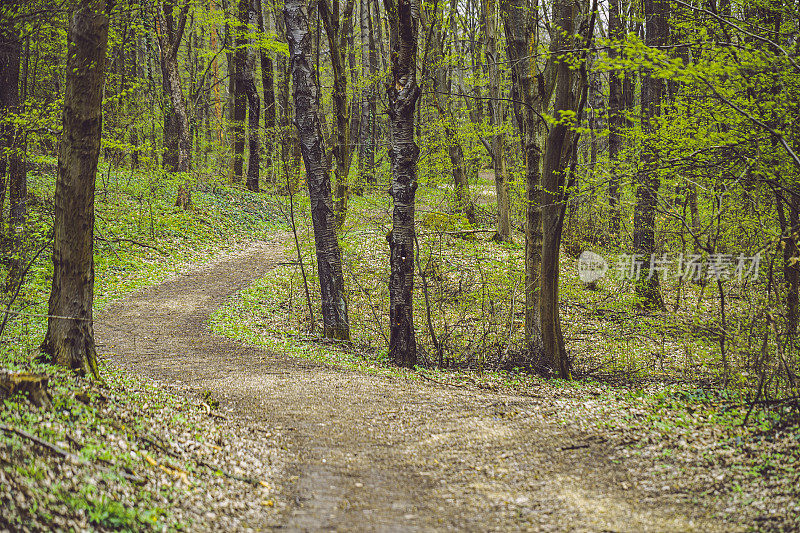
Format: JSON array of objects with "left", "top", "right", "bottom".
[{"left": 96, "top": 236, "right": 730, "bottom": 532}]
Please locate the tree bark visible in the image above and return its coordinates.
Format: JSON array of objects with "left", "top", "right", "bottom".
[
  {"left": 501, "top": 0, "right": 554, "bottom": 357},
  {"left": 384, "top": 0, "right": 420, "bottom": 367},
  {"left": 0, "top": 11, "right": 24, "bottom": 266},
  {"left": 634, "top": 0, "right": 666, "bottom": 310},
  {"left": 40, "top": 0, "right": 111, "bottom": 379},
  {"left": 539, "top": 0, "right": 589, "bottom": 379},
  {"left": 425, "top": 0, "right": 474, "bottom": 224},
  {"left": 285, "top": 0, "right": 351, "bottom": 340},
  {"left": 358, "top": 0, "right": 378, "bottom": 186},
  {"left": 156, "top": 0, "right": 192, "bottom": 174},
  {"left": 608, "top": 0, "right": 623, "bottom": 236},
  {"left": 241, "top": 0, "right": 261, "bottom": 192},
  {"left": 258, "top": 0, "right": 276, "bottom": 183},
  {"left": 232, "top": 0, "right": 249, "bottom": 182},
  {"left": 318, "top": 0, "right": 357, "bottom": 228},
  {"left": 484, "top": 0, "right": 510, "bottom": 241}
]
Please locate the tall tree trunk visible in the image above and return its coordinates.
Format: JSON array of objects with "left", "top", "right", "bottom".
[
  {"left": 485, "top": 0, "right": 510, "bottom": 241},
  {"left": 425, "top": 0, "right": 474, "bottom": 224},
  {"left": 358, "top": 0, "right": 378, "bottom": 185},
  {"left": 258, "top": 0, "right": 276, "bottom": 183},
  {"left": 319, "top": 0, "right": 357, "bottom": 228},
  {"left": 156, "top": 0, "right": 193, "bottom": 208},
  {"left": 634, "top": 0, "right": 666, "bottom": 310},
  {"left": 242, "top": 0, "right": 260, "bottom": 191},
  {"left": 608, "top": 0, "right": 623, "bottom": 237},
  {"left": 777, "top": 190, "right": 800, "bottom": 336},
  {"left": 285, "top": 0, "right": 351, "bottom": 340},
  {"left": 40, "top": 0, "right": 110, "bottom": 378},
  {"left": 502, "top": 0, "right": 553, "bottom": 357},
  {"left": 540, "top": 0, "right": 589, "bottom": 379},
  {"left": 232, "top": 0, "right": 249, "bottom": 182},
  {"left": 157, "top": 0, "right": 192, "bottom": 174},
  {"left": 274, "top": 0, "right": 292, "bottom": 169},
  {"left": 384, "top": 0, "right": 420, "bottom": 367},
  {"left": 0, "top": 12, "right": 24, "bottom": 266}
]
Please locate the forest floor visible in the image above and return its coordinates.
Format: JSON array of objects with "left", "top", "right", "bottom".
[{"left": 91, "top": 232, "right": 795, "bottom": 532}]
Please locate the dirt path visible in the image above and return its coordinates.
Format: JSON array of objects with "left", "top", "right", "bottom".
[{"left": 96, "top": 236, "right": 731, "bottom": 532}]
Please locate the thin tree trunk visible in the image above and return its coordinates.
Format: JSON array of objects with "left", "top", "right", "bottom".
[
  {"left": 232, "top": 0, "right": 249, "bottom": 182},
  {"left": 502, "top": 0, "right": 552, "bottom": 357},
  {"left": 319, "top": 0, "right": 357, "bottom": 228},
  {"left": 608, "top": 0, "right": 623, "bottom": 236},
  {"left": 157, "top": 0, "right": 192, "bottom": 174},
  {"left": 384, "top": 0, "right": 420, "bottom": 367},
  {"left": 634, "top": 0, "right": 666, "bottom": 310},
  {"left": 540, "top": 0, "right": 589, "bottom": 379},
  {"left": 358, "top": 0, "right": 378, "bottom": 185},
  {"left": 425, "top": 1, "right": 474, "bottom": 224},
  {"left": 485, "top": 0, "right": 510, "bottom": 241},
  {"left": 0, "top": 14, "right": 23, "bottom": 255},
  {"left": 274, "top": 0, "right": 291, "bottom": 170},
  {"left": 40, "top": 0, "right": 110, "bottom": 379},
  {"left": 285, "top": 0, "right": 351, "bottom": 340},
  {"left": 258, "top": 0, "right": 276, "bottom": 183},
  {"left": 242, "top": 0, "right": 260, "bottom": 191}
]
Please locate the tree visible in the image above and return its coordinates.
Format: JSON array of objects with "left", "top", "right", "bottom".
[
  {"left": 40, "top": 0, "right": 111, "bottom": 378},
  {"left": 241, "top": 0, "right": 261, "bottom": 192},
  {"left": 633, "top": 0, "right": 667, "bottom": 310},
  {"left": 539, "top": 0, "right": 591, "bottom": 378},
  {"left": 384, "top": 0, "right": 420, "bottom": 367},
  {"left": 484, "top": 0, "right": 511, "bottom": 242},
  {"left": 232, "top": 0, "right": 248, "bottom": 182},
  {"left": 422, "top": 0, "right": 475, "bottom": 224},
  {"left": 156, "top": 0, "right": 191, "bottom": 174},
  {"left": 607, "top": 0, "right": 623, "bottom": 237},
  {"left": 318, "top": 0, "right": 357, "bottom": 227},
  {"left": 0, "top": 1, "right": 26, "bottom": 287},
  {"left": 358, "top": 0, "right": 378, "bottom": 187},
  {"left": 501, "top": 0, "right": 552, "bottom": 357},
  {"left": 285, "top": 0, "right": 351, "bottom": 340},
  {"left": 257, "top": 0, "right": 276, "bottom": 183}
]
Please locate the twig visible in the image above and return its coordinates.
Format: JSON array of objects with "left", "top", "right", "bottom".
[
  {"left": 0, "top": 241, "right": 51, "bottom": 339},
  {"left": 561, "top": 444, "right": 590, "bottom": 451},
  {"left": 95, "top": 235, "right": 168, "bottom": 256},
  {"left": 0, "top": 423, "right": 144, "bottom": 484}
]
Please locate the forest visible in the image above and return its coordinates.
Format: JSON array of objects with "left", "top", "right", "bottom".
[{"left": 1, "top": 0, "right": 800, "bottom": 530}]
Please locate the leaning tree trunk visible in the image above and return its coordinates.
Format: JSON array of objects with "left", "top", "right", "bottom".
[
  {"left": 40, "top": 0, "right": 110, "bottom": 379},
  {"left": 384, "top": 0, "right": 420, "bottom": 367},
  {"left": 485, "top": 0, "right": 510, "bottom": 242},
  {"left": 285, "top": 0, "right": 351, "bottom": 340},
  {"left": 634, "top": 0, "right": 666, "bottom": 310}
]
